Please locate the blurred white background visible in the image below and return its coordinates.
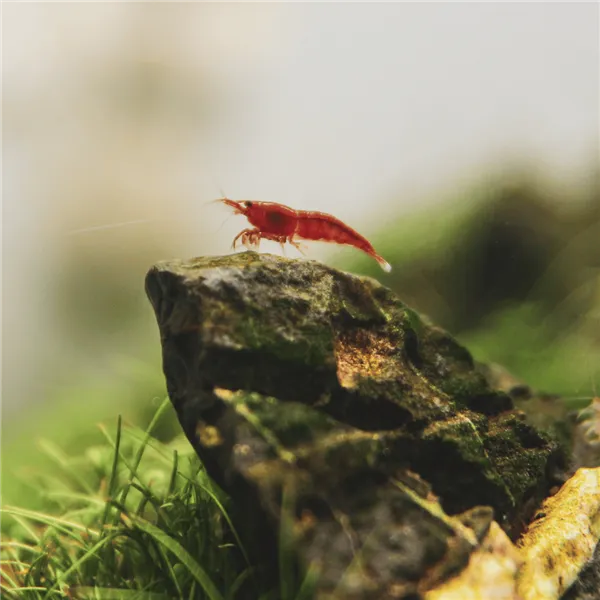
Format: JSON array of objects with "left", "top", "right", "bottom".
[{"left": 2, "top": 3, "right": 598, "bottom": 425}]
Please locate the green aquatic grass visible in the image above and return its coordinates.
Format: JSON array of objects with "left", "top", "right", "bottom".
[{"left": 1, "top": 398, "right": 317, "bottom": 600}]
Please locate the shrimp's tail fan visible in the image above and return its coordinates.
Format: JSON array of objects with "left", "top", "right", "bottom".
[{"left": 373, "top": 253, "right": 392, "bottom": 273}]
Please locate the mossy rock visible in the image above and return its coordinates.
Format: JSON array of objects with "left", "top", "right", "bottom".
[{"left": 146, "top": 252, "right": 567, "bottom": 598}]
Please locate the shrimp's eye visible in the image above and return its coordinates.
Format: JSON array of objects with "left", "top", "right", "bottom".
[{"left": 244, "top": 201, "right": 253, "bottom": 208}]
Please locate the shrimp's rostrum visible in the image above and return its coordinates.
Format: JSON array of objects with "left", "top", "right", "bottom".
[{"left": 219, "top": 198, "right": 391, "bottom": 272}]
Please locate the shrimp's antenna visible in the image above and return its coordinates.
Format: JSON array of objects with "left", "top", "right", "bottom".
[
  {"left": 203, "top": 179, "right": 236, "bottom": 231},
  {"left": 67, "top": 218, "right": 158, "bottom": 236},
  {"left": 208, "top": 170, "right": 228, "bottom": 200},
  {"left": 215, "top": 214, "right": 234, "bottom": 233},
  {"left": 203, "top": 179, "right": 229, "bottom": 206}
]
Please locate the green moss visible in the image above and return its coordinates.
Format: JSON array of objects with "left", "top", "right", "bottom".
[
  {"left": 403, "top": 307, "right": 427, "bottom": 336},
  {"left": 313, "top": 432, "right": 385, "bottom": 473},
  {"left": 228, "top": 310, "right": 334, "bottom": 369},
  {"left": 420, "top": 416, "right": 517, "bottom": 514},
  {"left": 440, "top": 372, "right": 490, "bottom": 406},
  {"left": 423, "top": 417, "right": 489, "bottom": 466},
  {"left": 242, "top": 394, "right": 340, "bottom": 448},
  {"left": 484, "top": 413, "right": 557, "bottom": 506}
]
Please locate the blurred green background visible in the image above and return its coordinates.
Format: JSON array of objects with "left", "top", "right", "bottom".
[{"left": 2, "top": 3, "right": 599, "bottom": 513}]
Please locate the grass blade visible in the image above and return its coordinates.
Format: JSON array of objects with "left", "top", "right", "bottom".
[
  {"left": 70, "top": 587, "right": 169, "bottom": 599},
  {"left": 100, "top": 415, "right": 123, "bottom": 528},
  {"left": 131, "top": 516, "right": 224, "bottom": 600},
  {"left": 294, "top": 561, "right": 320, "bottom": 600},
  {"left": 279, "top": 483, "right": 297, "bottom": 600},
  {"left": 117, "top": 398, "right": 171, "bottom": 511},
  {"left": 168, "top": 450, "right": 179, "bottom": 496},
  {"left": 42, "top": 534, "right": 116, "bottom": 600},
  {"left": 37, "top": 440, "right": 95, "bottom": 496},
  {"left": 1, "top": 507, "right": 97, "bottom": 541}
]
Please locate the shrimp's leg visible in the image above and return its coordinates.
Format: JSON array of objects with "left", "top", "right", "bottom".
[
  {"left": 254, "top": 232, "right": 288, "bottom": 254},
  {"left": 247, "top": 231, "right": 262, "bottom": 250},
  {"left": 232, "top": 228, "right": 260, "bottom": 250},
  {"left": 276, "top": 234, "right": 287, "bottom": 255},
  {"left": 240, "top": 231, "right": 261, "bottom": 250},
  {"left": 288, "top": 235, "right": 307, "bottom": 255}
]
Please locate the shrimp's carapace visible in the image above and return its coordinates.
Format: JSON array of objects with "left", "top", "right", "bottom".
[{"left": 218, "top": 198, "right": 391, "bottom": 272}]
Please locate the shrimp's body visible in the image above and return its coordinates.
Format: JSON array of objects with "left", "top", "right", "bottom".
[{"left": 219, "top": 198, "right": 391, "bottom": 272}]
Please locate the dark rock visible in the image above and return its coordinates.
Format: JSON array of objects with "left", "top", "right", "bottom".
[
  {"left": 478, "top": 361, "right": 586, "bottom": 476},
  {"left": 572, "top": 397, "right": 600, "bottom": 469},
  {"left": 145, "top": 252, "right": 566, "bottom": 598},
  {"left": 562, "top": 541, "right": 600, "bottom": 600}
]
